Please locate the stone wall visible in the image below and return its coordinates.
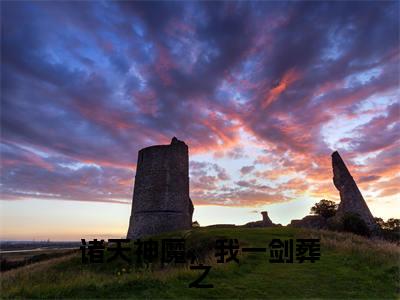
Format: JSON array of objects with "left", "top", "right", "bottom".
[
  {"left": 127, "top": 137, "right": 194, "bottom": 239},
  {"left": 289, "top": 215, "right": 328, "bottom": 229}
]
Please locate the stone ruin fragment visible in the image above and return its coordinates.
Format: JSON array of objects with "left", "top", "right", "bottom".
[
  {"left": 290, "top": 151, "right": 378, "bottom": 232},
  {"left": 244, "top": 211, "right": 280, "bottom": 227},
  {"left": 331, "top": 151, "right": 378, "bottom": 231}
]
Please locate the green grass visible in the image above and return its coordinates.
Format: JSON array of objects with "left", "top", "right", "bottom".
[{"left": 1, "top": 227, "right": 399, "bottom": 299}]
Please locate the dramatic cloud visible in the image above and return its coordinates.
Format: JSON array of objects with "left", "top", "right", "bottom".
[{"left": 1, "top": 1, "right": 399, "bottom": 212}]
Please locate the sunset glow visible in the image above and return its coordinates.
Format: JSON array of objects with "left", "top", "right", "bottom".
[{"left": 1, "top": 1, "right": 399, "bottom": 240}]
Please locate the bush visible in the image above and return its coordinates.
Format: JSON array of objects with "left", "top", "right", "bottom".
[
  {"left": 341, "top": 212, "right": 371, "bottom": 237},
  {"left": 326, "top": 217, "right": 342, "bottom": 231}
]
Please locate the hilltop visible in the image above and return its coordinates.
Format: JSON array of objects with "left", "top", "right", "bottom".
[{"left": 1, "top": 227, "right": 399, "bottom": 299}]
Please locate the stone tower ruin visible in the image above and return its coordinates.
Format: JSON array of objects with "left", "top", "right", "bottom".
[
  {"left": 332, "top": 151, "right": 378, "bottom": 231},
  {"left": 127, "top": 137, "right": 194, "bottom": 239}
]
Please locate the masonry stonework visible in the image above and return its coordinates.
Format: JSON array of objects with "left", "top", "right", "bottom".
[
  {"left": 332, "top": 151, "right": 378, "bottom": 231},
  {"left": 127, "top": 137, "right": 194, "bottom": 239}
]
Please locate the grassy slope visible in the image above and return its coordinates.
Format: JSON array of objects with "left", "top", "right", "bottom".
[{"left": 1, "top": 227, "right": 399, "bottom": 299}]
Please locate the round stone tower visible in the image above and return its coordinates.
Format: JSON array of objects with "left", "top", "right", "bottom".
[{"left": 127, "top": 137, "right": 194, "bottom": 239}]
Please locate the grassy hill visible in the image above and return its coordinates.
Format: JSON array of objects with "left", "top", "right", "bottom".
[{"left": 1, "top": 227, "right": 399, "bottom": 299}]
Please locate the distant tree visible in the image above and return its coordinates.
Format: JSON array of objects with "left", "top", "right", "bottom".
[
  {"left": 310, "top": 199, "right": 338, "bottom": 219},
  {"left": 374, "top": 217, "right": 399, "bottom": 242},
  {"left": 385, "top": 218, "right": 400, "bottom": 231},
  {"left": 192, "top": 221, "right": 200, "bottom": 228},
  {"left": 374, "top": 217, "right": 400, "bottom": 231},
  {"left": 374, "top": 217, "right": 385, "bottom": 229},
  {"left": 342, "top": 212, "right": 370, "bottom": 237}
]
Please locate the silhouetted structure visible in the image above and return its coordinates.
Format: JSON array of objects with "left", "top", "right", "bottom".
[
  {"left": 290, "top": 215, "right": 327, "bottom": 229},
  {"left": 332, "top": 151, "right": 378, "bottom": 231},
  {"left": 290, "top": 151, "right": 378, "bottom": 232},
  {"left": 244, "top": 211, "right": 279, "bottom": 227},
  {"left": 127, "top": 137, "right": 194, "bottom": 239}
]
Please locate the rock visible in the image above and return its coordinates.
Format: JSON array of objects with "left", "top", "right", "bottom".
[{"left": 127, "top": 137, "right": 194, "bottom": 239}]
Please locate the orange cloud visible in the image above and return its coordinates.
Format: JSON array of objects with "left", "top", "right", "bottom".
[{"left": 262, "top": 68, "right": 300, "bottom": 109}]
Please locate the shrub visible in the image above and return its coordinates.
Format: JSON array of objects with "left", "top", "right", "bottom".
[
  {"left": 326, "top": 217, "right": 342, "bottom": 231},
  {"left": 341, "top": 212, "right": 371, "bottom": 237}
]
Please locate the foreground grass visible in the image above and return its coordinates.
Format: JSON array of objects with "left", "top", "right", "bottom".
[
  {"left": 0, "top": 249, "right": 78, "bottom": 272},
  {"left": 1, "top": 227, "right": 399, "bottom": 299}
]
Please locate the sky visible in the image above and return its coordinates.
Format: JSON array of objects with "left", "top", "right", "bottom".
[{"left": 1, "top": 1, "right": 399, "bottom": 241}]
